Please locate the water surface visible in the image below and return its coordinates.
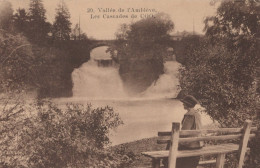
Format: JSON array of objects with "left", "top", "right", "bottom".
[{"left": 56, "top": 46, "right": 212, "bottom": 145}]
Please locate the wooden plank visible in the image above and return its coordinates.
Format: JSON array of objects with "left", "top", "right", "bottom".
[
  {"left": 180, "top": 134, "right": 243, "bottom": 142},
  {"left": 168, "top": 122, "right": 180, "bottom": 168},
  {"left": 238, "top": 120, "right": 252, "bottom": 168},
  {"left": 158, "top": 127, "right": 257, "bottom": 137},
  {"left": 152, "top": 158, "right": 160, "bottom": 168},
  {"left": 157, "top": 133, "right": 255, "bottom": 144},
  {"left": 199, "top": 159, "right": 216, "bottom": 165},
  {"left": 216, "top": 153, "right": 225, "bottom": 168},
  {"left": 142, "top": 143, "right": 247, "bottom": 159},
  {"left": 178, "top": 143, "right": 241, "bottom": 158}
]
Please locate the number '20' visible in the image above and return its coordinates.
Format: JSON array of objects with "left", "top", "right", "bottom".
[{"left": 87, "top": 8, "right": 94, "bottom": 13}]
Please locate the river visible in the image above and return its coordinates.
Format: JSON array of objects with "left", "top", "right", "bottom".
[{"left": 55, "top": 46, "right": 212, "bottom": 145}]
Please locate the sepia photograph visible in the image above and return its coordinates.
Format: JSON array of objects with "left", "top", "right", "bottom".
[{"left": 0, "top": 0, "right": 259, "bottom": 167}]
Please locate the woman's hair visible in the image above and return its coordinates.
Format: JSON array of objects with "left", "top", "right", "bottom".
[{"left": 181, "top": 95, "right": 198, "bottom": 108}]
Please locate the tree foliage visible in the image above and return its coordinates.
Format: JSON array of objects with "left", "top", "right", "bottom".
[
  {"left": 71, "top": 23, "right": 88, "bottom": 40},
  {"left": 179, "top": 39, "right": 258, "bottom": 126},
  {"left": 0, "top": 100, "right": 125, "bottom": 168},
  {"left": 52, "top": 1, "right": 72, "bottom": 40},
  {"left": 0, "top": 0, "right": 13, "bottom": 31},
  {"left": 179, "top": 0, "right": 259, "bottom": 167},
  {"left": 114, "top": 13, "right": 174, "bottom": 60},
  {"left": 0, "top": 30, "right": 38, "bottom": 92},
  {"left": 180, "top": 0, "right": 259, "bottom": 126},
  {"left": 13, "top": 8, "right": 29, "bottom": 34},
  {"left": 110, "top": 13, "right": 174, "bottom": 93},
  {"left": 204, "top": 0, "right": 260, "bottom": 39},
  {"left": 28, "top": 0, "right": 51, "bottom": 42}
]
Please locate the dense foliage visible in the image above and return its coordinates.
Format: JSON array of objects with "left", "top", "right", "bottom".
[
  {"left": 0, "top": 0, "right": 90, "bottom": 97},
  {"left": 0, "top": 100, "right": 127, "bottom": 168},
  {"left": 12, "top": 0, "right": 84, "bottom": 43},
  {"left": 110, "top": 13, "right": 174, "bottom": 93},
  {"left": 0, "top": 1, "right": 132, "bottom": 167},
  {"left": 13, "top": 8, "right": 29, "bottom": 34},
  {"left": 179, "top": 0, "right": 259, "bottom": 167},
  {"left": 174, "top": 35, "right": 201, "bottom": 65},
  {"left": 204, "top": 0, "right": 260, "bottom": 39},
  {"left": 52, "top": 1, "right": 72, "bottom": 40},
  {"left": 0, "top": 30, "right": 37, "bottom": 92},
  {"left": 0, "top": 29, "right": 128, "bottom": 167},
  {"left": 27, "top": 0, "right": 51, "bottom": 42},
  {"left": 0, "top": 30, "right": 80, "bottom": 97},
  {"left": 114, "top": 13, "right": 174, "bottom": 60},
  {"left": 179, "top": 37, "right": 258, "bottom": 126}
]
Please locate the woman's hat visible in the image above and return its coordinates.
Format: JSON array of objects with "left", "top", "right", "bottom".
[{"left": 181, "top": 95, "right": 198, "bottom": 107}]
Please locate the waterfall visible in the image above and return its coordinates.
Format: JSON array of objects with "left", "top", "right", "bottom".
[
  {"left": 72, "top": 46, "right": 180, "bottom": 99},
  {"left": 72, "top": 47, "right": 127, "bottom": 99},
  {"left": 142, "top": 61, "right": 181, "bottom": 99}
]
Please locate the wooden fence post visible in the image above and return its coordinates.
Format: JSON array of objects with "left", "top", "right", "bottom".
[
  {"left": 238, "top": 120, "right": 252, "bottom": 168},
  {"left": 168, "top": 122, "right": 180, "bottom": 168},
  {"left": 216, "top": 153, "right": 226, "bottom": 168}
]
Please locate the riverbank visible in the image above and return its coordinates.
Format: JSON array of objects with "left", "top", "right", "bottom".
[{"left": 110, "top": 137, "right": 162, "bottom": 167}]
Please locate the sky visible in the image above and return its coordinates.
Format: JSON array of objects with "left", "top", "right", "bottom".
[{"left": 9, "top": 0, "right": 219, "bottom": 39}]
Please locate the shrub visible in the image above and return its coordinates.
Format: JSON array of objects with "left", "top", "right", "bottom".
[
  {"left": 0, "top": 30, "right": 36, "bottom": 92},
  {"left": 179, "top": 1, "right": 259, "bottom": 166},
  {"left": 0, "top": 100, "right": 124, "bottom": 168},
  {"left": 179, "top": 37, "right": 259, "bottom": 167}
]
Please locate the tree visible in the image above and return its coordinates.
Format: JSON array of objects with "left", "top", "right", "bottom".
[
  {"left": 202, "top": 0, "right": 260, "bottom": 112},
  {"left": 52, "top": 1, "right": 72, "bottom": 40},
  {"left": 71, "top": 23, "right": 79, "bottom": 40},
  {"left": 179, "top": 39, "right": 258, "bottom": 125},
  {"left": 71, "top": 24, "right": 88, "bottom": 40},
  {"left": 174, "top": 35, "right": 202, "bottom": 65},
  {"left": 204, "top": 0, "right": 260, "bottom": 39},
  {"left": 180, "top": 0, "right": 260, "bottom": 125},
  {"left": 13, "top": 8, "right": 29, "bottom": 34},
  {"left": 179, "top": 0, "right": 259, "bottom": 167},
  {"left": 80, "top": 32, "right": 88, "bottom": 40},
  {"left": 28, "top": 0, "right": 51, "bottom": 42},
  {"left": 111, "top": 13, "right": 174, "bottom": 93},
  {"left": 116, "top": 13, "right": 174, "bottom": 60},
  {"left": 0, "top": 0, "right": 13, "bottom": 31}
]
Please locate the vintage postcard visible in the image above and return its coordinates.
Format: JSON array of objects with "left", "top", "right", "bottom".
[{"left": 0, "top": 0, "right": 259, "bottom": 167}]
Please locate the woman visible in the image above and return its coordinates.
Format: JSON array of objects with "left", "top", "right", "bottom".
[{"left": 163, "top": 95, "right": 203, "bottom": 168}]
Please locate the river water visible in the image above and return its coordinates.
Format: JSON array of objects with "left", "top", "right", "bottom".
[{"left": 55, "top": 46, "right": 212, "bottom": 145}]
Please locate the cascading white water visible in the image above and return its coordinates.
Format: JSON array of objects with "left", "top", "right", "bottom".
[
  {"left": 66, "top": 48, "right": 214, "bottom": 145},
  {"left": 142, "top": 61, "right": 181, "bottom": 99},
  {"left": 72, "top": 46, "right": 180, "bottom": 99},
  {"left": 72, "top": 47, "right": 127, "bottom": 99}
]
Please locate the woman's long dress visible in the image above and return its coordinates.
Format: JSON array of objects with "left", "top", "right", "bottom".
[{"left": 163, "top": 108, "right": 203, "bottom": 168}]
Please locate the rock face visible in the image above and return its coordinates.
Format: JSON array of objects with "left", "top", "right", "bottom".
[{"left": 119, "top": 58, "right": 164, "bottom": 95}]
